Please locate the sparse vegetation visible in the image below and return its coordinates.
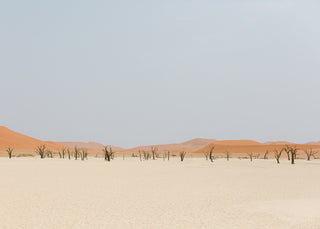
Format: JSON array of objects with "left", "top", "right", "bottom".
[{"left": 6, "top": 147, "right": 14, "bottom": 159}]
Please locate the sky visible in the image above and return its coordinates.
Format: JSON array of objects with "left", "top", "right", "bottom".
[{"left": 1, "top": 0, "right": 320, "bottom": 148}]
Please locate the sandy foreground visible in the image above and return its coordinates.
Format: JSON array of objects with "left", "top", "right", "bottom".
[{"left": 0, "top": 157, "right": 320, "bottom": 229}]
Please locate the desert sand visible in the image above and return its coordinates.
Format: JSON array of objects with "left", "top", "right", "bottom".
[{"left": 1, "top": 157, "right": 320, "bottom": 229}]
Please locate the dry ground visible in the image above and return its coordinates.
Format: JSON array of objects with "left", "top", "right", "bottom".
[{"left": 0, "top": 157, "right": 320, "bottom": 229}]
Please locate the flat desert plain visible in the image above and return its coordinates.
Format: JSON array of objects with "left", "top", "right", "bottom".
[{"left": 1, "top": 157, "right": 320, "bottom": 229}]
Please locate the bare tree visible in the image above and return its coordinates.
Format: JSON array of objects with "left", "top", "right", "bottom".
[
  {"left": 167, "top": 151, "right": 170, "bottom": 161},
  {"left": 247, "top": 152, "right": 253, "bottom": 162},
  {"left": 138, "top": 150, "right": 142, "bottom": 161},
  {"left": 47, "top": 150, "right": 53, "bottom": 158},
  {"left": 36, "top": 144, "right": 46, "bottom": 159},
  {"left": 67, "top": 149, "right": 71, "bottom": 160},
  {"left": 225, "top": 151, "right": 230, "bottom": 161},
  {"left": 285, "top": 145, "right": 298, "bottom": 164},
  {"left": 151, "top": 146, "right": 158, "bottom": 160},
  {"left": 62, "top": 148, "right": 66, "bottom": 159},
  {"left": 274, "top": 148, "right": 284, "bottom": 164},
  {"left": 285, "top": 145, "right": 291, "bottom": 161},
  {"left": 57, "top": 150, "right": 62, "bottom": 158},
  {"left": 208, "top": 146, "right": 215, "bottom": 162},
  {"left": 6, "top": 147, "right": 14, "bottom": 159},
  {"left": 162, "top": 152, "right": 166, "bottom": 161},
  {"left": 263, "top": 150, "right": 269, "bottom": 160},
  {"left": 179, "top": 151, "right": 187, "bottom": 161},
  {"left": 304, "top": 148, "right": 317, "bottom": 161},
  {"left": 143, "top": 150, "right": 150, "bottom": 160},
  {"left": 80, "top": 148, "right": 88, "bottom": 160},
  {"left": 74, "top": 146, "right": 80, "bottom": 160},
  {"left": 102, "top": 146, "right": 114, "bottom": 162},
  {"left": 204, "top": 152, "right": 209, "bottom": 160}
]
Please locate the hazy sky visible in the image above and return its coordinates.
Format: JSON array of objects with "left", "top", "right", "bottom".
[{"left": 1, "top": 0, "right": 320, "bottom": 147}]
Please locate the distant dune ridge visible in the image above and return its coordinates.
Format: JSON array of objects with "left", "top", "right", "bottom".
[
  {"left": 1, "top": 126, "right": 320, "bottom": 156},
  {"left": 122, "top": 138, "right": 216, "bottom": 153},
  {"left": 58, "top": 142, "right": 124, "bottom": 152}
]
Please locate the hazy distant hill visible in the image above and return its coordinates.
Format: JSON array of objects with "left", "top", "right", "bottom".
[
  {"left": 122, "top": 138, "right": 216, "bottom": 153},
  {"left": 58, "top": 141, "right": 124, "bottom": 151}
]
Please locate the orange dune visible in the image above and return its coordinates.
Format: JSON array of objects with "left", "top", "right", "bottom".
[
  {"left": 122, "top": 138, "right": 216, "bottom": 153},
  {"left": 196, "top": 140, "right": 320, "bottom": 157},
  {"left": 264, "top": 141, "right": 294, "bottom": 145},
  {"left": 0, "top": 126, "right": 64, "bottom": 150}
]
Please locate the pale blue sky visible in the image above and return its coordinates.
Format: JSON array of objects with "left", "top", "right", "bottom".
[{"left": 1, "top": 0, "right": 320, "bottom": 147}]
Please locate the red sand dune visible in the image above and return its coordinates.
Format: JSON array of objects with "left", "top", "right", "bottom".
[
  {"left": 59, "top": 141, "right": 124, "bottom": 152},
  {"left": 122, "top": 138, "right": 216, "bottom": 153},
  {"left": 0, "top": 126, "right": 64, "bottom": 150},
  {"left": 264, "top": 141, "right": 294, "bottom": 145},
  {"left": 196, "top": 140, "right": 320, "bottom": 157}
]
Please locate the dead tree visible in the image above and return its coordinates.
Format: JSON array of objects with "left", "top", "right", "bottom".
[
  {"left": 62, "top": 148, "right": 66, "bottom": 159},
  {"left": 167, "top": 151, "right": 170, "bottom": 161},
  {"left": 102, "top": 146, "right": 114, "bottom": 162},
  {"left": 36, "top": 144, "right": 46, "bottom": 159},
  {"left": 138, "top": 150, "right": 142, "bottom": 161},
  {"left": 225, "top": 151, "right": 230, "bottom": 161},
  {"left": 180, "top": 151, "right": 187, "bottom": 161},
  {"left": 274, "top": 148, "right": 284, "bottom": 164},
  {"left": 143, "top": 150, "right": 150, "bottom": 160},
  {"left": 247, "top": 152, "right": 253, "bottom": 162},
  {"left": 47, "top": 150, "right": 53, "bottom": 158},
  {"left": 263, "top": 150, "right": 269, "bottom": 160},
  {"left": 58, "top": 150, "right": 62, "bottom": 158},
  {"left": 285, "top": 145, "right": 291, "bottom": 161},
  {"left": 286, "top": 145, "right": 298, "bottom": 164},
  {"left": 304, "top": 148, "right": 317, "bottom": 161},
  {"left": 80, "top": 148, "right": 88, "bottom": 160},
  {"left": 208, "top": 146, "right": 215, "bottom": 162},
  {"left": 74, "top": 146, "right": 80, "bottom": 160},
  {"left": 204, "top": 152, "right": 209, "bottom": 160},
  {"left": 6, "top": 147, "right": 14, "bottom": 159},
  {"left": 151, "top": 146, "right": 157, "bottom": 160},
  {"left": 67, "top": 149, "right": 71, "bottom": 160}
]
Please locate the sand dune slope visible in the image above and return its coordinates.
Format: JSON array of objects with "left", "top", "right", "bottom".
[{"left": 0, "top": 126, "right": 64, "bottom": 150}]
